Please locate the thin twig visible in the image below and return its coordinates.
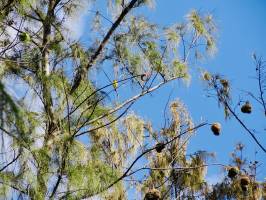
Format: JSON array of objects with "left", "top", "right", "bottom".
[
  {"left": 70, "top": 0, "right": 140, "bottom": 94},
  {"left": 0, "top": 151, "right": 21, "bottom": 172}
]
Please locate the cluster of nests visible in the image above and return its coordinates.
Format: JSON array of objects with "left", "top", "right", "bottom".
[
  {"left": 145, "top": 102, "right": 253, "bottom": 199},
  {"left": 145, "top": 140, "right": 165, "bottom": 199},
  {"left": 227, "top": 167, "right": 251, "bottom": 192},
  {"left": 144, "top": 168, "right": 251, "bottom": 200},
  {"left": 210, "top": 101, "right": 252, "bottom": 137}
]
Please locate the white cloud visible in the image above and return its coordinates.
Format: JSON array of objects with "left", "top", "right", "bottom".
[{"left": 63, "top": 0, "right": 91, "bottom": 40}]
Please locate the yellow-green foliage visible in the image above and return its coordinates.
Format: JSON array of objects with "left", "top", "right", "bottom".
[
  {"left": 188, "top": 10, "right": 217, "bottom": 54},
  {"left": 89, "top": 113, "right": 145, "bottom": 168},
  {"left": 0, "top": 172, "right": 15, "bottom": 198},
  {"left": 172, "top": 59, "right": 191, "bottom": 84},
  {"left": 165, "top": 26, "right": 180, "bottom": 44},
  {"left": 184, "top": 155, "right": 206, "bottom": 190},
  {"left": 188, "top": 10, "right": 206, "bottom": 35},
  {"left": 0, "top": 1, "right": 222, "bottom": 199},
  {"left": 141, "top": 99, "right": 198, "bottom": 198},
  {"left": 67, "top": 160, "right": 119, "bottom": 196},
  {"left": 207, "top": 178, "right": 262, "bottom": 200},
  {"left": 123, "top": 113, "right": 145, "bottom": 154}
]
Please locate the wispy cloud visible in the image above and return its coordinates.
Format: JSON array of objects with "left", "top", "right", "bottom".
[{"left": 63, "top": 0, "right": 92, "bottom": 40}]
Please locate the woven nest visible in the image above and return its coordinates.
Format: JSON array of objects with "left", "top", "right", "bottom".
[
  {"left": 211, "top": 122, "right": 221, "bottom": 136},
  {"left": 228, "top": 167, "right": 239, "bottom": 179},
  {"left": 144, "top": 188, "right": 161, "bottom": 200},
  {"left": 155, "top": 143, "right": 165, "bottom": 153},
  {"left": 241, "top": 102, "right": 252, "bottom": 114}
]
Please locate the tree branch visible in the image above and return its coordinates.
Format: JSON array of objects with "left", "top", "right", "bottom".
[
  {"left": 85, "top": 76, "right": 183, "bottom": 127},
  {"left": 77, "top": 122, "right": 207, "bottom": 199},
  {"left": 126, "top": 163, "right": 227, "bottom": 177},
  {"left": 0, "top": 151, "right": 21, "bottom": 172},
  {"left": 256, "top": 57, "right": 266, "bottom": 116},
  {"left": 74, "top": 75, "right": 184, "bottom": 137},
  {"left": 225, "top": 101, "right": 266, "bottom": 153},
  {"left": 70, "top": 0, "right": 140, "bottom": 94}
]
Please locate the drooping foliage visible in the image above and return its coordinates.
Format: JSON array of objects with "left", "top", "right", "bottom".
[{"left": 0, "top": 0, "right": 265, "bottom": 199}]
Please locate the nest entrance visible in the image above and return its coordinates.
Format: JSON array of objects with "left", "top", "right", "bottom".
[
  {"left": 144, "top": 188, "right": 161, "bottom": 200},
  {"left": 240, "top": 175, "right": 250, "bottom": 192}
]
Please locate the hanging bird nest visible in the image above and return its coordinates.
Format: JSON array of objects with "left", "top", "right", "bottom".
[
  {"left": 155, "top": 143, "right": 165, "bottom": 153},
  {"left": 211, "top": 122, "right": 221, "bottom": 136},
  {"left": 262, "top": 182, "right": 266, "bottom": 197},
  {"left": 227, "top": 167, "right": 239, "bottom": 179},
  {"left": 240, "top": 175, "right": 250, "bottom": 192},
  {"left": 241, "top": 102, "right": 252, "bottom": 114},
  {"left": 144, "top": 188, "right": 161, "bottom": 200},
  {"left": 240, "top": 175, "right": 250, "bottom": 186}
]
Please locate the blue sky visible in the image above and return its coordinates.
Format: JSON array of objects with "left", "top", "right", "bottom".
[
  {"left": 75, "top": 0, "right": 266, "bottom": 191},
  {"left": 130, "top": 0, "right": 266, "bottom": 182}
]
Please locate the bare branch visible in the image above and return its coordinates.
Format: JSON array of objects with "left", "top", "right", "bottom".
[
  {"left": 255, "top": 56, "right": 266, "bottom": 116},
  {"left": 74, "top": 75, "right": 184, "bottom": 137},
  {"left": 85, "top": 76, "right": 183, "bottom": 126},
  {"left": 224, "top": 101, "right": 266, "bottom": 153},
  {"left": 0, "top": 151, "right": 21, "bottom": 172},
  {"left": 126, "top": 163, "right": 227, "bottom": 177}
]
